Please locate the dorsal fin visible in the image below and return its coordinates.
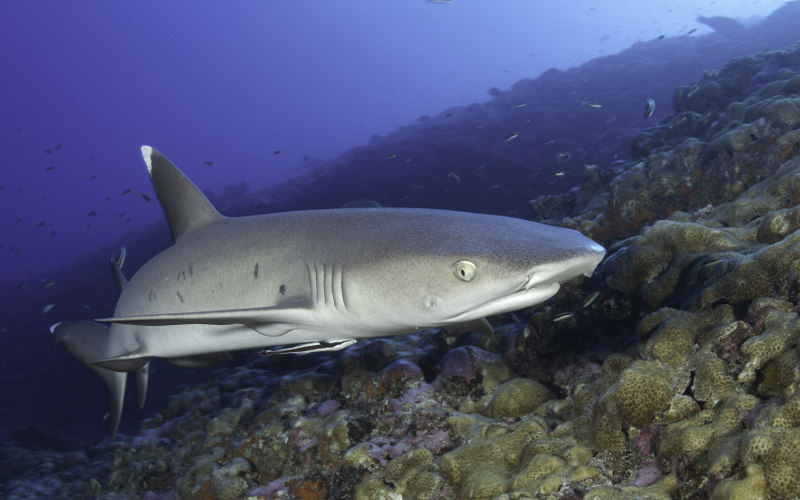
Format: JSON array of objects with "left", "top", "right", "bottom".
[{"left": 140, "top": 146, "right": 222, "bottom": 242}]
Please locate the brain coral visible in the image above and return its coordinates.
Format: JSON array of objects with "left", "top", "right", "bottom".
[{"left": 615, "top": 360, "right": 689, "bottom": 429}]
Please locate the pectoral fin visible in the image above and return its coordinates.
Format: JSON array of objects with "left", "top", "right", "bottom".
[
  {"left": 447, "top": 317, "right": 494, "bottom": 336},
  {"left": 167, "top": 352, "right": 233, "bottom": 368},
  {"left": 95, "top": 300, "right": 311, "bottom": 327}
]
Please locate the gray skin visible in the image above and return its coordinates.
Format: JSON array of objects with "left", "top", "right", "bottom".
[{"left": 52, "top": 146, "right": 605, "bottom": 436}]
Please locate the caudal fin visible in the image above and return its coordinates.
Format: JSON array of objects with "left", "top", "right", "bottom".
[{"left": 51, "top": 321, "right": 149, "bottom": 437}]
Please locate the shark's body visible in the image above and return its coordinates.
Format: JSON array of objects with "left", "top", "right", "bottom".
[{"left": 53, "top": 146, "right": 605, "bottom": 436}]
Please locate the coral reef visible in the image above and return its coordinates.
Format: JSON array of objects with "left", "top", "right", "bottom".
[{"left": 9, "top": 20, "right": 800, "bottom": 500}]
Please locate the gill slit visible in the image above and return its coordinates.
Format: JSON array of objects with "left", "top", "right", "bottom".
[{"left": 307, "top": 263, "right": 348, "bottom": 313}]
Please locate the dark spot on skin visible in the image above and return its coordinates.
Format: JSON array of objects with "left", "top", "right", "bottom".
[
  {"left": 279, "top": 284, "right": 286, "bottom": 295},
  {"left": 254, "top": 262, "right": 259, "bottom": 279},
  {"left": 177, "top": 291, "right": 184, "bottom": 303},
  {"left": 189, "top": 264, "right": 193, "bottom": 276},
  {"left": 148, "top": 289, "right": 155, "bottom": 302}
]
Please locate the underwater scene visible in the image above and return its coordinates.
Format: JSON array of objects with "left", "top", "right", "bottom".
[{"left": 5, "top": 1, "right": 800, "bottom": 499}]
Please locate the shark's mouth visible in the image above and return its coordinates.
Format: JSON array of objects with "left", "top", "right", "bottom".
[
  {"left": 446, "top": 280, "right": 561, "bottom": 324},
  {"left": 444, "top": 251, "right": 604, "bottom": 324}
]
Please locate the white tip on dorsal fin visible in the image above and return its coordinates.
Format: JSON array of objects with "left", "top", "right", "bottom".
[{"left": 140, "top": 145, "right": 222, "bottom": 243}]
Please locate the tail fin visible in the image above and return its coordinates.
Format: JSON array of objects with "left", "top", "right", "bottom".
[{"left": 51, "top": 321, "right": 149, "bottom": 437}]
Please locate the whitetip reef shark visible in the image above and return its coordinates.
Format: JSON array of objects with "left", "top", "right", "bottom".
[{"left": 52, "top": 146, "right": 605, "bottom": 437}]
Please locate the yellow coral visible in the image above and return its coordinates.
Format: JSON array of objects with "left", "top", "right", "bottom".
[
  {"left": 738, "top": 311, "right": 799, "bottom": 383},
  {"left": 664, "top": 394, "right": 700, "bottom": 422},
  {"left": 512, "top": 453, "right": 567, "bottom": 490},
  {"left": 483, "top": 378, "right": 554, "bottom": 418},
  {"left": 711, "top": 464, "right": 767, "bottom": 500},
  {"left": 691, "top": 349, "right": 734, "bottom": 406},
  {"left": 615, "top": 360, "right": 688, "bottom": 428},
  {"left": 772, "top": 392, "right": 800, "bottom": 428},
  {"left": 641, "top": 306, "right": 734, "bottom": 367},
  {"left": 591, "top": 391, "right": 626, "bottom": 451}
]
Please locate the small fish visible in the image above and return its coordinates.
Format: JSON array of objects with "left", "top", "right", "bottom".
[
  {"left": 445, "top": 113, "right": 454, "bottom": 118},
  {"left": 116, "top": 246, "right": 127, "bottom": 268},
  {"left": 89, "top": 174, "right": 98, "bottom": 180},
  {"left": 513, "top": 103, "right": 528, "bottom": 108},
  {"left": 45, "top": 166, "right": 55, "bottom": 171},
  {"left": 505, "top": 133, "right": 519, "bottom": 142},
  {"left": 657, "top": 34, "right": 666, "bottom": 40},
  {"left": 553, "top": 312, "right": 574, "bottom": 322},
  {"left": 403, "top": 158, "right": 412, "bottom": 164},
  {"left": 384, "top": 153, "right": 397, "bottom": 159},
  {"left": 122, "top": 188, "right": 132, "bottom": 195},
  {"left": 203, "top": 161, "right": 215, "bottom": 166},
  {"left": 582, "top": 101, "right": 602, "bottom": 108},
  {"left": 644, "top": 98, "right": 656, "bottom": 118},
  {"left": 273, "top": 150, "right": 282, "bottom": 155},
  {"left": 703, "top": 258, "right": 723, "bottom": 267},
  {"left": 447, "top": 172, "right": 461, "bottom": 183},
  {"left": 554, "top": 171, "right": 565, "bottom": 177},
  {"left": 54, "top": 144, "right": 62, "bottom": 150},
  {"left": 88, "top": 210, "right": 97, "bottom": 216},
  {"left": 687, "top": 28, "right": 697, "bottom": 35},
  {"left": 42, "top": 280, "right": 55, "bottom": 289},
  {"left": 140, "top": 192, "right": 152, "bottom": 202},
  {"left": 42, "top": 304, "right": 55, "bottom": 314},
  {"left": 43, "top": 149, "right": 52, "bottom": 154},
  {"left": 543, "top": 139, "right": 555, "bottom": 145},
  {"left": 118, "top": 212, "right": 126, "bottom": 218},
  {"left": 37, "top": 221, "right": 46, "bottom": 228},
  {"left": 583, "top": 291, "right": 600, "bottom": 308},
  {"left": 555, "top": 152, "right": 571, "bottom": 162}
]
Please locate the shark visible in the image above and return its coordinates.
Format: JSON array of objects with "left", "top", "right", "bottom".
[{"left": 52, "top": 146, "right": 605, "bottom": 436}]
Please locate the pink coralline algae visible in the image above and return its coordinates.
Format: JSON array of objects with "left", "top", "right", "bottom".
[
  {"left": 315, "top": 399, "right": 341, "bottom": 416},
  {"left": 631, "top": 461, "right": 662, "bottom": 487}
]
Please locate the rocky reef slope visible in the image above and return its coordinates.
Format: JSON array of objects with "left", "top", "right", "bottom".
[{"left": 7, "top": 41, "right": 800, "bottom": 500}]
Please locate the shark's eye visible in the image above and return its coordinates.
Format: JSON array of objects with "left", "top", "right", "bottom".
[{"left": 453, "top": 260, "right": 476, "bottom": 281}]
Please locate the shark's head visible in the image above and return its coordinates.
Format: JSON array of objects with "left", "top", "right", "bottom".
[{"left": 338, "top": 209, "right": 605, "bottom": 332}]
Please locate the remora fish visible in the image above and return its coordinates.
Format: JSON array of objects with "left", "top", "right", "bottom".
[{"left": 52, "top": 146, "right": 605, "bottom": 436}]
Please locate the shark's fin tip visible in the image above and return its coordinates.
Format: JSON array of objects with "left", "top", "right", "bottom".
[{"left": 140, "top": 145, "right": 154, "bottom": 176}]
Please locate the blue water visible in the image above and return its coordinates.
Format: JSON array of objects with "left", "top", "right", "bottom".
[{"left": 1, "top": 0, "right": 794, "bottom": 448}]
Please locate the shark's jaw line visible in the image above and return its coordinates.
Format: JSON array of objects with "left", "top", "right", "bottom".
[
  {"left": 444, "top": 281, "right": 561, "bottom": 324},
  {"left": 50, "top": 145, "right": 606, "bottom": 437}
]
